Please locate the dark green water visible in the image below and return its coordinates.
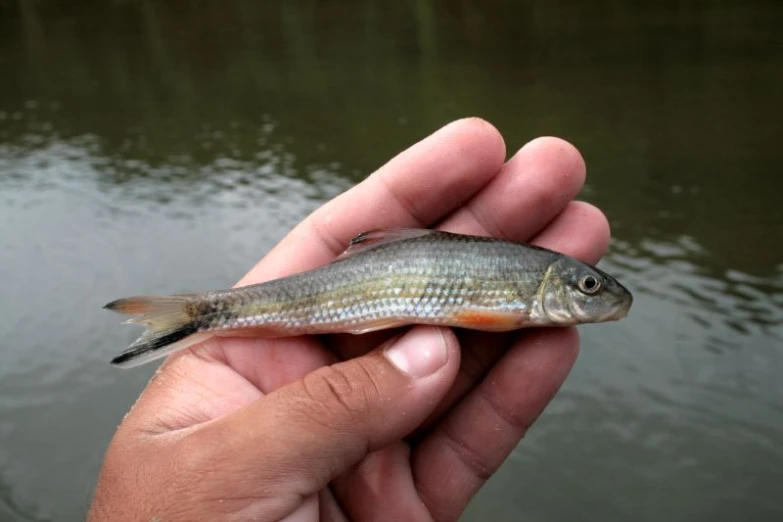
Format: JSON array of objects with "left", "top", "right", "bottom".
[{"left": 1, "top": 1, "right": 782, "bottom": 520}]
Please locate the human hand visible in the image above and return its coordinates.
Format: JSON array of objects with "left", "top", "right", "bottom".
[{"left": 88, "top": 118, "right": 609, "bottom": 521}]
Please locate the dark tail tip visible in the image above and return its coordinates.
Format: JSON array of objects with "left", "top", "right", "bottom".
[
  {"left": 110, "top": 350, "right": 143, "bottom": 367},
  {"left": 110, "top": 324, "right": 198, "bottom": 368}
]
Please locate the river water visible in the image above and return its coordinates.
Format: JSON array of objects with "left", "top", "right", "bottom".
[{"left": 1, "top": 1, "right": 781, "bottom": 520}]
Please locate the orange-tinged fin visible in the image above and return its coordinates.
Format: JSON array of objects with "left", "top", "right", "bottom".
[
  {"left": 448, "top": 309, "right": 526, "bottom": 332},
  {"left": 334, "top": 228, "right": 434, "bottom": 261},
  {"left": 103, "top": 295, "right": 202, "bottom": 368}
]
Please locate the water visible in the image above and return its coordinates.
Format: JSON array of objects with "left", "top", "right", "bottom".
[{"left": 1, "top": 1, "right": 782, "bottom": 520}]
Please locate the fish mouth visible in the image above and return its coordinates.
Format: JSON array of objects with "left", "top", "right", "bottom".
[{"left": 606, "top": 293, "right": 633, "bottom": 321}]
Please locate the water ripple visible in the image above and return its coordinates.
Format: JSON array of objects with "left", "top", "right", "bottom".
[{"left": 609, "top": 238, "right": 782, "bottom": 343}]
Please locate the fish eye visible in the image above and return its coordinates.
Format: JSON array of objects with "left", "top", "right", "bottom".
[{"left": 578, "top": 274, "right": 601, "bottom": 294}]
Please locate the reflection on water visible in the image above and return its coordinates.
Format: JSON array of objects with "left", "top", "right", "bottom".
[
  {"left": 1, "top": 1, "right": 782, "bottom": 521},
  {"left": 611, "top": 239, "right": 782, "bottom": 340}
]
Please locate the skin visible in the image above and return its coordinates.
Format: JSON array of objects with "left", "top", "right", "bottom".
[{"left": 88, "top": 118, "right": 610, "bottom": 522}]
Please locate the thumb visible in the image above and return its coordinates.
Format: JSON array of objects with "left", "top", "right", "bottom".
[{"left": 185, "top": 326, "right": 460, "bottom": 502}]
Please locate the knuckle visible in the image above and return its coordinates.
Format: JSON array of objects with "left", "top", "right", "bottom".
[
  {"left": 478, "top": 389, "right": 535, "bottom": 436},
  {"left": 306, "top": 214, "right": 345, "bottom": 257},
  {"left": 293, "top": 362, "right": 381, "bottom": 430},
  {"left": 441, "top": 421, "right": 494, "bottom": 482},
  {"left": 309, "top": 365, "right": 360, "bottom": 415}
]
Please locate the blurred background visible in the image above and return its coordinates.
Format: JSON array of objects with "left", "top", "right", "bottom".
[{"left": 1, "top": 1, "right": 782, "bottom": 520}]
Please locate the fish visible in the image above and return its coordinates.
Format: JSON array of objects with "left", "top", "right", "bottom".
[{"left": 104, "top": 228, "right": 633, "bottom": 368}]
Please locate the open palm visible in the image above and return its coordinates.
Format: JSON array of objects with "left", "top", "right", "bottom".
[{"left": 89, "top": 119, "right": 609, "bottom": 522}]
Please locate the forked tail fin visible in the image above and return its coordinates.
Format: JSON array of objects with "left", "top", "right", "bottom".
[{"left": 104, "top": 295, "right": 205, "bottom": 368}]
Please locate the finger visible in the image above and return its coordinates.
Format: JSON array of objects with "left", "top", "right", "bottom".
[
  {"left": 167, "top": 327, "right": 461, "bottom": 520},
  {"left": 531, "top": 201, "right": 611, "bottom": 263},
  {"left": 413, "top": 328, "right": 580, "bottom": 521},
  {"left": 238, "top": 118, "right": 506, "bottom": 286},
  {"left": 437, "top": 136, "right": 587, "bottom": 239},
  {"left": 215, "top": 335, "right": 336, "bottom": 392},
  {"left": 330, "top": 444, "right": 430, "bottom": 521}
]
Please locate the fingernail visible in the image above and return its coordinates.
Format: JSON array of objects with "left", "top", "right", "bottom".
[{"left": 384, "top": 327, "right": 449, "bottom": 378}]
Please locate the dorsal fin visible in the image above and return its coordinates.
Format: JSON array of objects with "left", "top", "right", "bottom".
[{"left": 333, "top": 228, "right": 435, "bottom": 261}]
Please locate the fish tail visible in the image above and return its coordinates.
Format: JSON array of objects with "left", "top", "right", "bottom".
[{"left": 104, "top": 295, "right": 205, "bottom": 368}]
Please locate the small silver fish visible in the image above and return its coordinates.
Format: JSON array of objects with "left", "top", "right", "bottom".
[{"left": 105, "top": 229, "right": 633, "bottom": 368}]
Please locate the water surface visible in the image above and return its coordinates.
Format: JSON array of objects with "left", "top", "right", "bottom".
[{"left": 1, "top": 1, "right": 782, "bottom": 520}]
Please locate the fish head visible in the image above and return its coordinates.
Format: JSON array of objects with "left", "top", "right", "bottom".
[{"left": 540, "top": 257, "right": 633, "bottom": 325}]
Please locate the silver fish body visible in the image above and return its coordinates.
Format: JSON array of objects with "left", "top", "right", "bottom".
[{"left": 105, "top": 229, "right": 633, "bottom": 367}]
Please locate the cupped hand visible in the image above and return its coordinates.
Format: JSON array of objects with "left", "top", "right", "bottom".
[{"left": 88, "top": 119, "right": 610, "bottom": 522}]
